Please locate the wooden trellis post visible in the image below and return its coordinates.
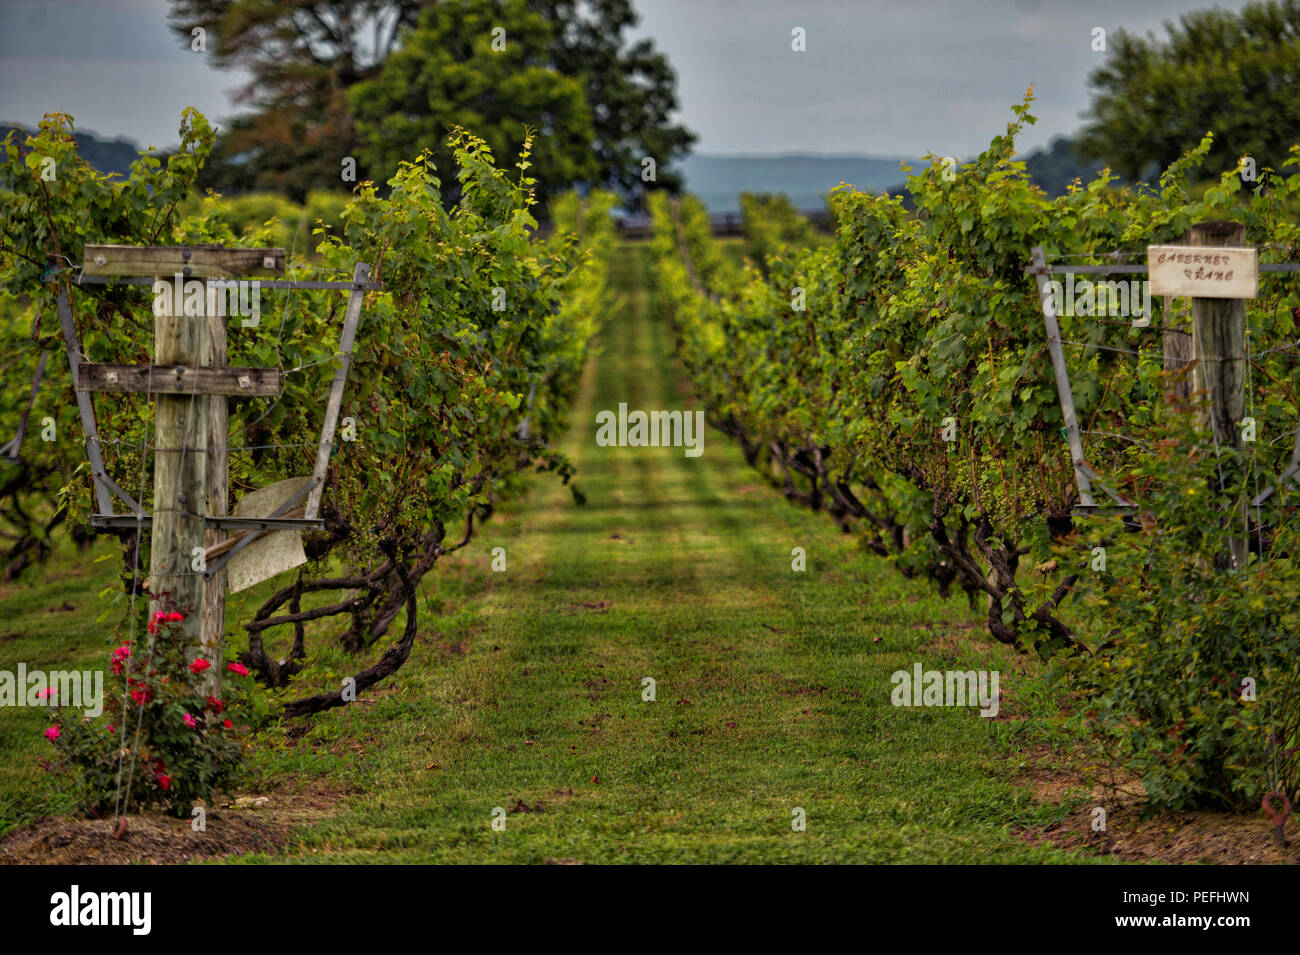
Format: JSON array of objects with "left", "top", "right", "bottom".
[
  {"left": 153, "top": 259, "right": 211, "bottom": 677},
  {"left": 79, "top": 246, "right": 285, "bottom": 689},
  {"left": 1029, "top": 245, "right": 1298, "bottom": 521},
  {"left": 1185, "top": 223, "right": 1251, "bottom": 448},
  {"left": 64, "top": 248, "right": 378, "bottom": 692},
  {"left": 203, "top": 284, "right": 229, "bottom": 680},
  {"left": 1149, "top": 222, "right": 1257, "bottom": 569},
  {"left": 1191, "top": 222, "right": 1250, "bottom": 570}
]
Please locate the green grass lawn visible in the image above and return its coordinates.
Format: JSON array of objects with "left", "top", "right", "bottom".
[{"left": 0, "top": 241, "right": 1096, "bottom": 862}]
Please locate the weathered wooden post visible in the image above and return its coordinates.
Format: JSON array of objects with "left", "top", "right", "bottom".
[
  {"left": 152, "top": 261, "right": 211, "bottom": 669},
  {"left": 1149, "top": 224, "right": 1257, "bottom": 569},
  {"left": 78, "top": 246, "right": 286, "bottom": 682},
  {"left": 1162, "top": 295, "right": 1193, "bottom": 403},
  {"left": 1188, "top": 222, "right": 1249, "bottom": 450}
]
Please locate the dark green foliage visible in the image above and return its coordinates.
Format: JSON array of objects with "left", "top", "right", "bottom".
[
  {"left": 651, "top": 94, "right": 1300, "bottom": 810},
  {"left": 167, "top": 0, "right": 693, "bottom": 204},
  {"left": 1078, "top": 0, "right": 1300, "bottom": 182}
]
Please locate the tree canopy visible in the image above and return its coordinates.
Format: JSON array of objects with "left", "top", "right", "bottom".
[
  {"left": 350, "top": 0, "right": 597, "bottom": 207},
  {"left": 168, "top": 0, "right": 694, "bottom": 204},
  {"left": 1077, "top": 0, "right": 1300, "bottom": 182}
]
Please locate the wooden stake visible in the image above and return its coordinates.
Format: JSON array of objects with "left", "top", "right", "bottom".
[
  {"left": 1188, "top": 221, "right": 1250, "bottom": 569},
  {"left": 150, "top": 274, "right": 209, "bottom": 657},
  {"left": 1162, "top": 295, "right": 1193, "bottom": 403}
]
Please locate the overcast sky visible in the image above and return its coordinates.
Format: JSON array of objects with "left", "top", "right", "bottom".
[{"left": 0, "top": 0, "right": 1260, "bottom": 157}]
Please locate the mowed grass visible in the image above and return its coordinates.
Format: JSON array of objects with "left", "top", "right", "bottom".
[
  {"left": 0, "top": 537, "right": 123, "bottom": 831},
  {"left": 0, "top": 241, "right": 1095, "bottom": 862}
]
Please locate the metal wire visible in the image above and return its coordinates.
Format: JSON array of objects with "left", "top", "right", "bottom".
[{"left": 1060, "top": 339, "right": 1160, "bottom": 358}]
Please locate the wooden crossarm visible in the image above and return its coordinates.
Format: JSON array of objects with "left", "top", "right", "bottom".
[
  {"left": 81, "top": 244, "right": 285, "bottom": 278},
  {"left": 75, "top": 362, "right": 280, "bottom": 397}
]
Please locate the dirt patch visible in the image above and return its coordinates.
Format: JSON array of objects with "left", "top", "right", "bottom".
[
  {"left": 432, "top": 639, "right": 470, "bottom": 657},
  {"left": 1020, "top": 799, "right": 1299, "bottom": 865},
  {"left": 0, "top": 780, "right": 353, "bottom": 865},
  {"left": 0, "top": 809, "right": 288, "bottom": 864},
  {"left": 1013, "top": 745, "right": 1298, "bottom": 864},
  {"left": 561, "top": 599, "right": 614, "bottom": 615}
]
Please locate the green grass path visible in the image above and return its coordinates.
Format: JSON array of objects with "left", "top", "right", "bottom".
[
  {"left": 0, "top": 242, "right": 1089, "bottom": 861},
  {"left": 248, "top": 243, "right": 1086, "bottom": 863}
]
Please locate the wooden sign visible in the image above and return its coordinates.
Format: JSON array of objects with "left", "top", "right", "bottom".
[
  {"left": 1147, "top": 245, "right": 1257, "bottom": 299},
  {"left": 225, "top": 476, "right": 311, "bottom": 594}
]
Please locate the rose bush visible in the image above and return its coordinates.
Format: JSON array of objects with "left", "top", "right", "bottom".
[{"left": 45, "top": 612, "right": 267, "bottom": 816}]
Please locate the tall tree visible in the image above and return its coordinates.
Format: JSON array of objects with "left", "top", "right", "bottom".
[
  {"left": 350, "top": 0, "right": 597, "bottom": 206},
  {"left": 1077, "top": 0, "right": 1300, "bottom": 183},
  {"left": 530, "top": 0, "right": 694, "bottom": 196},
  {"left": 169, "top": 0, "right": 694, "bottom": 202},
  {"left": 168, "top": 1, "right": 436, "bottom": 199}
]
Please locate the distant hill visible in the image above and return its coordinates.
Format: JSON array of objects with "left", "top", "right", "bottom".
[
  {"left": 0, "top": 123, "right": 142, "bottom": 181},
  {"left": 676, "top": 154, "right": 920, "bottom": 214},
  {"left": 675, "top": 137, "right": 1110, "bottom": 214},
  {"left": 2, "top": 124, "right": 1110, "bottom": 211},
  {"left": 879, "top": 136, "right": 1111, "bottom": 203},
  {"left": 1019, "top": 136, "right": 1109, "bottom": 196}
]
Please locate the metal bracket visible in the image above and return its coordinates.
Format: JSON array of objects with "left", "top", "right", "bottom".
[
  {"left": 1031, "top": 246, "right": 1095, "bottom": 509},
  {"left": 1076, "top": 460, "right": 1136, "bottom": 509},
  {"left": 304, "top": 261, "right": 369, "bottom": 521},
  {"left": 1252, "top": 420, "right": 1300, "bottom": 506},
  {"left": 57, "top": 289, "right": 115, "bottom": 515},
  {"left": 58, "top": 259, "right": 374, "bottom": 566}
]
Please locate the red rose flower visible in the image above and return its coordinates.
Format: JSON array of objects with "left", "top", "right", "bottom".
[{"left": 148, "top": 611, "right": 185, "bottom": 633}]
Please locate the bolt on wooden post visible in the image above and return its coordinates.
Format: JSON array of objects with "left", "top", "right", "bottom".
[{"left": 1149, "top": 223, "right": 1258, "bottom": 569}]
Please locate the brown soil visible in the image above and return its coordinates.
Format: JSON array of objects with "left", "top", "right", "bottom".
[
  {"left": 1013, "top": 744, "right": 1298, "bottom": 864},
  {"left": 0, "top": 780, "right": 352, "bottom": 865},
  {"left": 917, "top": 625, "right": 1297, "bottom": 864}
]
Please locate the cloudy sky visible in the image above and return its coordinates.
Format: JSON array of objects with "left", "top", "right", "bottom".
[{"left": 0, "top": 0, "right": 1259, "bottom": 157}]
